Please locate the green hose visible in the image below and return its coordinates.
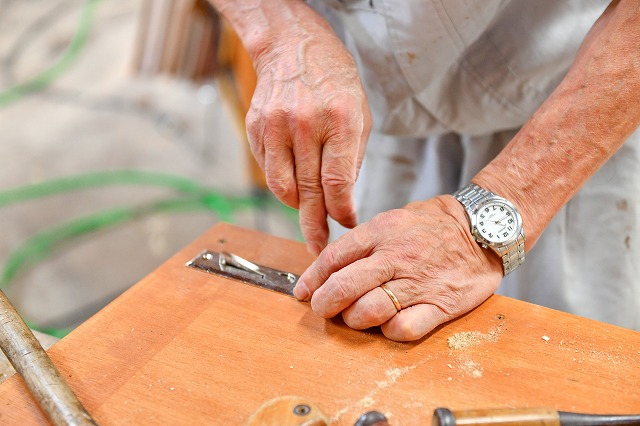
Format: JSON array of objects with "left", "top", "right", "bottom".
[{"left": 0, "top": 0, "right": 100, "bottom": 107}]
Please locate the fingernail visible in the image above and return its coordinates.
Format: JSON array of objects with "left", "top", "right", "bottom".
[{"left": 293, "top": 279, "right": 310, "bottom": 301}]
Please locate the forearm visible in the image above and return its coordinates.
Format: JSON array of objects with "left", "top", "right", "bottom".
[
  {"left": 209, "top": 0, "right": 371, "bottom": 254},
  {"left": 208, "top": 0, "right": 335, "bottom": 69},
  {"left": 474, "top": 0, "right": 640, "bottom": 248}
]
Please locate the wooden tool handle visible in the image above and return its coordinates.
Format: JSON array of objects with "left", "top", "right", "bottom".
[
  {"left": 432, "top": 407, "right": 560, "bottom": 426},
  {"left": 0, "top": 290, "right": 97, "bottom": 425},
  {"left": 246, "top": 396, "right": 329, "bottom": 426},
  {"left": 433, "top": 408, "right": 640, "bottom": 426}
]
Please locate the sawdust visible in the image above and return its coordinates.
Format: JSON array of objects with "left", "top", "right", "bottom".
[
  {"left": 459, "top": 360, "right": 483, "bottom": 378},
  {"left": 359, "top": 396, "right": 375, "bottom": 409},
  {"left": 447, "top": 323, "right": 504, "bottom": 350},
  {"left": 330, "top": 364, "right": 419, "bottom": 423},
  {"left": 375, "top": 367, "right": 410, "bottom": 389},
  {"left": 446, "top": 318, "right": 506, "bottom": 379}
]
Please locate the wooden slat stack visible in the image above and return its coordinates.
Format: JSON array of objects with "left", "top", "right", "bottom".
[
  {"left": 133, "top": 0, "right": 219, "bottom": 82},
  {"left": 133, "top": 0, "right": 266, "bottom": 189}
]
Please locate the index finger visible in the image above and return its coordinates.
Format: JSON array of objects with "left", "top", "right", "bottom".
[
  {"left": 309, "top": 252, "right": 395, "bottom": 318},
  {"left": 293, "top": 224, "right": 378, "bottom": 300}
]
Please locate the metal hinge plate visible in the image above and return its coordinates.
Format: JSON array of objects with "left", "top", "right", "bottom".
[{"left": 186, "top": 250, "right": 299, "bottom": 297}]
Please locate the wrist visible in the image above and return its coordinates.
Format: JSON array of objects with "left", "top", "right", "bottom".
[
  {"left": 406, "top": 195, "right": 505, "bottom": 274},
  {"left": 472, "top": 151, "right": 546, "bottom": 250},
  {"left": 210, "top": 0, "right": 334, "bottom": 68},
  {"left": 452, "top": 184, "right": 526, "bottom": 276}
]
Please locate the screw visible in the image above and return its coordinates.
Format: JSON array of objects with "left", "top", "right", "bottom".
[{"left": 293, "top": 404, "right": 311, "bottom": 416}]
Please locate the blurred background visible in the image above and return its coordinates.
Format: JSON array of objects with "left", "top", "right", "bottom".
[{"left": 0, "top": 0, "right": 300, "bottom": 338}]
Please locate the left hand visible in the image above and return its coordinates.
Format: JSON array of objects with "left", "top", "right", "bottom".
[
  {"left": 293, "top": 195, "right": 504, "bottom": 341},
  {"left": 245, "top": 16, "right": 371, "bottom": 256}
]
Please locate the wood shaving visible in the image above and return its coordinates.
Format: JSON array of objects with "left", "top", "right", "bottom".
[
  {"left": 447, "top": 329, "right": 497, "bottom": 350},
  {"left": 447, "top": 322, "right": 505, "bottom": 350}
]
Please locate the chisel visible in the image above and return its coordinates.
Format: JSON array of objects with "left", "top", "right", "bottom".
[{"left": 432, "top": 407, "right": 640, "bottom": 426}]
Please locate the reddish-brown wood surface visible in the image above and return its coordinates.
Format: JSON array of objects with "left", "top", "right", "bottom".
[{"left": 0, "top": 223, "right": 638, "bottom": 424}]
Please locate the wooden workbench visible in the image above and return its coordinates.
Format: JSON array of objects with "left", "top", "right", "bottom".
[{"left": 0, "top": 223, "right": 638, "bottom": 424}]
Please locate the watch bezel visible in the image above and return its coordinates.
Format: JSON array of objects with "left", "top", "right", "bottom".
[{"left": 469, "top": 196, "right": 523, "bottom": 248}]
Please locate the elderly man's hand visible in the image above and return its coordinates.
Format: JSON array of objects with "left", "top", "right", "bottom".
[
  {"left": 293, "top": 195, "right": 503, "bottom": 342},
  {"left": 247, "top": 20, "right": 371, "bottom": 255}
]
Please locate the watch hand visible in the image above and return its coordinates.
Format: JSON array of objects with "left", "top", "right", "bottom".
[{"left": 494, "top": 215, "right": 508, "bottom": 226}]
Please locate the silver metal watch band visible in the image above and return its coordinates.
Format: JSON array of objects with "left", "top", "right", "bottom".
[
  {"left": 453, "top": 183, "right": 494, "bottom": 213},
  {"left": 453, "top": 184, "right": 525, "bottom": 276}
]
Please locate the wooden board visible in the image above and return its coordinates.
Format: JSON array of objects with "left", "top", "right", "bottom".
[{"left": 0, "top": 223, "right": 638, "bottom": 424}]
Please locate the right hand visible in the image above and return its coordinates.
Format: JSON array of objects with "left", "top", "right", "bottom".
[
  {"left": 295, "top": 196, "right": 504, "bottom": 342},
  {"left": 246, "top": 15, "right": 371, "bottom": 255}
]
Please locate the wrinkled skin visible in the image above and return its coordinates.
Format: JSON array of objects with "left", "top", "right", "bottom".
[
  {"left": 211, "top": 0, "right": 640, "bottom": 343},
  {"left": 294, "top": 196, "right": 503, "bottom": 342},
  {"left": 237, "top": 8, "right": 502, "bottom": 342},
  {"left": 246, "top": 19, "right": 371, "bottom": 255}
]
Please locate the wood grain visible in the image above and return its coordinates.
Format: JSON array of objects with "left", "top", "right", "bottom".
[{"left": 0, "top": 223, "right": 638, "bottom": 425}]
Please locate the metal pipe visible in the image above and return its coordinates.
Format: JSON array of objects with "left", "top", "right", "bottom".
[{"left": 0, "top": 289, "right": 97, "bottom": 425}]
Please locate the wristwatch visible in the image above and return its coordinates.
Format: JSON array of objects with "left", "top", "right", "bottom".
[{"left": 453, "top": 183, "right": 525, "bottom": 276}]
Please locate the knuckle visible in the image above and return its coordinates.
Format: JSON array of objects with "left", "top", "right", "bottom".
[
  {"left": 289, "top": 106, "right": 315, "bottom": 128},
  {"left": 262, "top": 110, "right": 287, "bottom": 132},
  {"left": 373, "top": 255, "right": 396, "bottom": 279},
  {"left": 299, "top": 203, "right": 326, "bottom": 228},
  {"left": 265, "top": 174, "right": 295, "bottom": 198},
  {"left": 327, "top": 272, "right": 357, "bottom": 302},
  {"left": 427, "top": 285, "right": 464, "bottom": 318},
  {"left": 394, "top": 319, "right": 425, "bottom": 341},
  {"left": 245, "top": 108, "right": 260, "bottom": 127},
  {"left": 399, "top": 243, "right": 428, "bottom": 266},
  {"left": 296, "top": 176, "right": 323, "bottom": 195},
  {"left": 350, "top": 300, "right": 388, "bottom": 327},
  {"left": 434, "top": 297, "right": 461, "bottom": 318},
  {"left": 396, "top": 280, "right": 423, "bottom": 301},
  {"left": 245, "top": 116, "right": 261, "bottom": 142},
  {"left": 372, "top": 209, "right": 405, "bottom": 228},
  {"left": 321, "top": 171, "right": 354, "bottom": 190},
  {"left": 325, "top": 272, "right": 358, "bottom": 311},
  {"left": 326, "top": 107, "right": 353, "bottom": 127},
  {"left": 310, "top": 273, "right": 356, "bottom": 318},
  {"left": 325, "top": 95, "right": 357, "bottom": 119},
  {"left": 316, "top": 97, "right": 362, "bottom": 133},
  {"left": 300, "top": 218, "right": 328, "bottom": 249},
  {"left": 321, "top": 244, "right": 339, "bottom": 266},
  {"left": 343, "top": 312, "right": 368, "bottom": 330}
]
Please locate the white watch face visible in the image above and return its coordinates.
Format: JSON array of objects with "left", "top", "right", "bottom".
[{"left": 475, "top": 200, "right": 520, "bottom": 244}]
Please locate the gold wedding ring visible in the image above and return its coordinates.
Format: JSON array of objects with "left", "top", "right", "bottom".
[{"left": 380, "top": 283, "right": 402, "bottom": 312}]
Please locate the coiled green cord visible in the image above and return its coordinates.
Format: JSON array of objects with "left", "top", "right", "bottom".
[
  {"left": 0, "top": 2, "right": 301, "bottom": 337},
  {"left": 0, "top": 170, "right": 299, "bottom": 337},
  {"left": 0, "top": 0, "right": 101, "bottom": 107}
]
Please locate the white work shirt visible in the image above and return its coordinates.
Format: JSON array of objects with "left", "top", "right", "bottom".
[{"left": 312, "top": 0, "right": 640, "bottom": 330}]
